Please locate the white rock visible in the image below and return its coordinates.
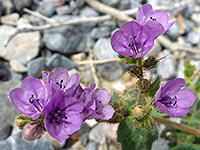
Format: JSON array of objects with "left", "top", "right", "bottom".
[
  {"left": 0, "top": 13, "right": 19, "bottom": 26},
  {"left": 9, "top": 60, "right": 28, "bottom": 72},
  {"left": 0, "top": 25, "right": 40, "bottom": 65}
]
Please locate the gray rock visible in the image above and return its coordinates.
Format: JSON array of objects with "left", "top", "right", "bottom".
[
  {"left": 76, "top": 0, "right": 85, "bottom": 8},
  {"left": 44, "top": 32, "right": 93, "bottom": 54},
  {"left": 44, "top": 33, "right": 68, "bottom": 52},
  {"left": 1, "top": 0, "right": 14, "bottom": 14},
  {"left": 38, "top": 0, "right": 55, "bottom": 17},
  {"left": 0, "top": 140, "right": 12, "bottom": 150},
  {"left": 184, "top": 20, "right": 192, "bottom": 34},
  {"left": 93, "top": 38, "right": 124, "bottom": 81},
  {"left": 166, "top": 23, "right": 179, "bottom": 40},
  {"left": 0, "top": 81, "right": 21, "bottom": 126},
  {"left": 119, "top": 0, "right": 131, "bottom": 10},
  {"left": 0, "top": 61, "right": 10, "bottom": 81},
  {"left": 13, "top": 0, "right": 33, "bottom": 11},
  {"left": 151, "top": 138, "right": 169, "bottom": 150},
  {"left": 85, "top": 142, "right": 98, "bottom": 150},
  {"left": 89, "top": 124, "right": 105, "bottom": 144},
  {"left": 181, "top": 7, "right": 193, "bottom": 19},
  {"left": 6, "top": 131, "right": 54, "bottom": 150},
  {"left": 0, "top": 121, "right": 11, "bottom": 140},
  {"left": 75, "top": 123, "right": 90, "bottom": 137},
  {"left": 130, "top": 0, "right": 141, "bottom": 9},
  {"left": 0, "top": 61, "right": 22, "bottom": 81},
  {"left": 76, "top": 33, "right": 94, "bottom": 53},
  {"left": 56, "top": 5, "right": 71, "bottom": 15},
  {"left": 94, "top": 38, "right": 117, "bottom": 60},
  {"left": 157, "top": 57, "right": 176, "bottom": 80},
  {"left": 96, "top": 62, "right": 125, "bottom": 81},
  {"left": 91, "top": 27, "right": 110, "bottom": 39},
  {"left": 100, "top": 21, "right": 116, "bottom": 31},
  {"left": 80, "top": 6, "right": 99, "bottom": 17},
  {"left": 43, "top": 49, "right": 53, "bottom": 61},
  {"left": 0, "top": 0, "right": 2, "bottom": 16},
  {"left": 27, "top": 57, "right": 46, "bottom": 78},
  {"left": 187, "top": 31, "right": 200, "bottom": 45},
  {"left": 46, "top": 53, "right": 76, "bottom": 70},
  {"left": 100, "top": 0, "right": 120, "bottom": 8}
]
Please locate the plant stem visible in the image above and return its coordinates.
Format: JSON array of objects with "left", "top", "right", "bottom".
[
  {"left": 152, "top": 116, "right": 200, "bottom": 137},
  {"left": 138, "top": 57, "right": 143, "bottom": 69}
]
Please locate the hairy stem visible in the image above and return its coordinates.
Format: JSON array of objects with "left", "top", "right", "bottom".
[{"left": 152, "top": 116, "right": 200, "bottom": 137}]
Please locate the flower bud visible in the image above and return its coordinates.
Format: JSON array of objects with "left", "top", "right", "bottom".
[
  {"left": 22, "top": 122, "right": 43, "bottom": 142},
  {"left": 133, "top": 105, "right": 145, "bottom": 118},
  {"left": 137, "top": 79, "right": 151, "bottom": 92},
  {"left": 128, "top": 65, "right": 143, "bottom": 78},
  {"left": 143, "top": 56, "right": 159, "bottom": 70}
]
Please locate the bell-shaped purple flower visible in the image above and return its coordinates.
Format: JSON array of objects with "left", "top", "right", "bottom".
[
  {"left": 111, "top": 21, "right": 155, "bottom": 58},
  {"left": 10, "top": 73, "right": 50, "bottom": 120},
  {"left": 137, "top": 4, "right": 174, "bottom": 38},
  {"left": 44, "top": 91, "right": 83, "bottom": 142},
  {"left": 48, "top": 67, "right": 80, "bottom": 94},
  {"left": 78, "top": 83, "right": 115, "bottom": 121},
  {"left": 154, "top": 78, "right": 195, "bottom": 117}
]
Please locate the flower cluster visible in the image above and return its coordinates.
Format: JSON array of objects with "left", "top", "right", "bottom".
[
  {"left": 10, "top": 67, "right": 114, "bottom": 142},
  {"left": 111, "top": 4, "right": 174, "bottom": 58},
  {"left": 111, "top": 4, "right": 195, "bottom": 120}
]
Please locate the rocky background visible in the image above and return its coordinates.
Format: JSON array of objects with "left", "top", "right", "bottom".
[{"left": 0, "top": 0, "right": 200, "bottom": 150}]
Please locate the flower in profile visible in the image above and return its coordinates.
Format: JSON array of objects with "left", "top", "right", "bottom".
[
  {"left": 111, "top": 21, "right": 155, "bottom": 58},
  {"left": 78, "top": 83, "right": 115, "bottom": 121},
  {"left": 44, "top": 91, "right": 83, "bottom": 142},
  {"left": 9, "top": 73, "right": 50, "bottom": 120},
  {"left": 48, "top": 67, "right": 80, "bottom": 94},
  {"left": 137, "top": 4, "right": 174, "bottom": 38},
  {"left": 154, "top": 78, "right": 195, "bottom": 117}
]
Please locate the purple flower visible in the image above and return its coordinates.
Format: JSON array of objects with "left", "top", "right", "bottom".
[
  {"left": 48, "top": 67, "right": 80, "bottom": 94},
  {"left": 111, "top": 21, "right": 155, "bottom": 58},
  {"left": 10, "top": 73, "right": 50, "bottom": 120},
  {"left": 137, "top": 4, "right": 174, "bottom": 38},
  {"left": 77, "top": 83, "right": 115, "bottom": 121},
  {"left": 44, "top": 91, "right": 83, "bottom": 142},
  {"left": 154, "top": 78, "right": 195, "bottom": 117}
]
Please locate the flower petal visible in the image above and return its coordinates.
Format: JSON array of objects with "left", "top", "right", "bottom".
[
  {"left": 98, "top": 105, "right": 115, "bottom": 120},
  {"left": 176, "top": 88, "right": 196, "bottom": 108},
  {"left": 95, "top": 88, "right": 111, "bottom": 105},
  {"left": 160, "top": 78, "right": 185, "bottom": 98},
  {"left": 10, "top": 88, "right": 42, "bottom": 119},
  {"left": 44, "top": 116, "right": 68, "bottom": 143},
  {"left": 137, "top": 4, "right": 153, "bottom": 25},
  {"left": 65, "top": 73, "right": 80, "bottom": 90},
  {"left": 111, "top": 30, "right": 133, "bottom": 57},
  {"left": 64, "top": 113, "right": 83, "bottom": 135}
]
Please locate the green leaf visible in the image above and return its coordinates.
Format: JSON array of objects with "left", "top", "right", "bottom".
[
  {"left": 125, "top": 57, "right": 137, "bottom": 64},
  {"left": 194, "top": 76, "right": 200, "bottom": 92},
  {"left": 184, "top": 60, "right": 195, "bottom": 78},
  {"left": 146, "top": 76, "right": 161, "bottom": 97},
  {"left": 196, "top": 100, "right": 200, "bottom": 111},
  {"left": 172, "top": 143, "right": 200, "bottom": 150},
  {"left": 118, "top": 54, "right": 125, "bottom": 59},
  {"left": 117, "top": 117, "right": 158, "bottom": 150},
  {"left": 111, "top": 89, "right": 138, "bottom": 110},
  {"left": 194, "top": 110, "right": 200, "bottom": 123}
]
